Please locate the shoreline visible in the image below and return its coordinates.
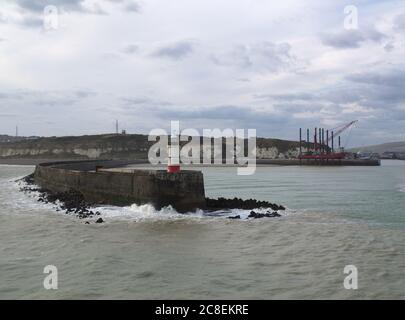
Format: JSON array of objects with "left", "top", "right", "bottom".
[{"left": 0, "top": 158, "right": 89, "bottom": 165}]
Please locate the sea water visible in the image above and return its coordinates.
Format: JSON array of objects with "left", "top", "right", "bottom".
[{"left": 0, "top": 160, "right": 404, "bottom": 299}]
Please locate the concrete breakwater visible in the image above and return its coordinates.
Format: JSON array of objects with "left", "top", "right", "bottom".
[
  {"left": 33, "top": 160, "right": 206, "bottom": 212},
  {"left": 29, "top": 160, "right": 287, "bottom": 220}
]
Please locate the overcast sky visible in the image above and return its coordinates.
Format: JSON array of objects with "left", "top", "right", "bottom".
[{"left": 0, "top": 0, "right": 404, "bottom": 146}]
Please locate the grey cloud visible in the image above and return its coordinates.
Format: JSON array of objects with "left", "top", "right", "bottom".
[
  {"left": 156, "top": 105, "right": 280, "bottom": 127},
  {"left": 0, "top": 113, "right": 18, "bottom": 118},
  {"left": 346, "top": 70, "right": 405, "bottom": 87},
  {"left": 255, "top": 90, "right": 362, "bottom": 105},
  {"left": 149, "top": 105, "right": 282, "bottom": 136},
  {"left": 120, "top": 97, "right": 172, "bottom": 108},
  {"left": 13, "top": 0, "right": 86, "bottom": 13},
  {"left": 319, "top": 88, "right": 364, "bottom": 105},
  {"left": 105, "top": 0, "right": 141, "bottom": 13},
  {"left": 0, "top": 91, "right": 26, "bottom": 100},
  {"left": 321, "top": 31, "right": 364, "bottom": 49},
  {"left": 153, "top": 105, "right": 247, "bottom": 120},
  {"left": 20, "top": 16, "right": 43, "bottom": 28},
  {"left": 152, "top": 41, "right": 194, "bottom": 60},
  {"left": 122, "top": 97, "right": 151, "bottom": 105},
  {"left": 3, "top": 0, "right": 106, "bottom": 29},
  {"left": 101, "top": 52, "right": 121, "bottom": 60},
  {"left": 273, "top": 102, "right": 326, "bottom": 111},
  {"left": 255, "top": 68, "right": 405, "bottom": 117},
  {"left": 75, "top": 90, "right": 96, "bottom": 99},
  {"left": 322, "top": 70, "right": 405, "bottom": 122},
  {"left": 176, "top": 106, "right": 257, "bottom": 121},
  {"left": 320, "top": 27, "right": 387, "bottom": 49},
  {"left": 251, "top": 69, "right": 405, "bottom": 134},
  {"left": 394, "top": 13, "right": 405, "bottom": 31},
  {"left": 211, "top": 42, "right": 303, "bottom": 73},
  {"left": 291, "top": 76, "right": 404, "bottom": 109},
  {"left": 122, "top": 44, "right": 139, "bottom": 54},
  {"left": 6, "top": 0, "right": 139, "bottom": 29},
  {"left": 384, "top": 42, "right": 395, "bottom": 52},
  {"left": 365, "top": 27, "right": 387, "bottom": 42},
  {"left": 121, "top": 100, "right": 264, "bottom": 124},
  {"left": 211, "top": 45, "right": 252, "bottom": 68},
  {"left": 150, "top": 104, "right": 310, "bottom": 139},
  {"left": 0, "top": 89, "right": 93, "bottom": 106},
  {"left": 124, "top": 1, "right": 140, "bottom": 12},
  {"left": 256, "top": 93, "right": 316, "bottom": 101}
]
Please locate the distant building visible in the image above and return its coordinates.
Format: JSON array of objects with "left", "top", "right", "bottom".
[
  {"left": 380, "top": 151, "right": 405, "bottom": 160},
  {"left": 356, "top": 151, "right": 380, "bottom": 160},
  {"left": 381, "top": 152, "right": 396, "bottom": 159}
]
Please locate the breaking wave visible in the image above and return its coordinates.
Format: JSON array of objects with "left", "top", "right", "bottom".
[
  {"left": 10, "top": 174, "right": 295, "bottom": 223},
  {"left": 93, "top": 203, "right": 294, "bottom": 222}
]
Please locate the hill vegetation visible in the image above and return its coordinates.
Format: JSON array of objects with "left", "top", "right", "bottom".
[{"left": 0, "top": 133, "right": 302, "bottom": 160}]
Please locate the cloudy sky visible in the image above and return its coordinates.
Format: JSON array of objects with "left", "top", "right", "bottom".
[{"left": 0, "top": 0, "right": 404, "bottom": 146}]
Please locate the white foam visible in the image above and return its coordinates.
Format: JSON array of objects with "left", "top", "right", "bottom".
[
  {"left": 0, "top": 177, "right": 58, "bottom": 215},
  {"left": 94, "top": 203, "right": 188, "bottom": 222},
  {"left": 93, "top": 203, "right": 293, "bottom": 222},
  {"left": 6, "top": 175, "right": 294, "bottom": 222}
]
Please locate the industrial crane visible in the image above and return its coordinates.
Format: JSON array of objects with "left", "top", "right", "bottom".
[
  {"left": 299, "top": 120, "right": 358, "bottom": 160},
  {"left": 327, "top": 120, "right": 358, "bottom": 143}
]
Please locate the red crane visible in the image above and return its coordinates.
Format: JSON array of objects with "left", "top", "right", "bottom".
[
  {"left": 327, "top": 120, "right": 358, "bottom": 143},
  {"left": 299, "top": 120, "right": 358, "bottom": 160}
]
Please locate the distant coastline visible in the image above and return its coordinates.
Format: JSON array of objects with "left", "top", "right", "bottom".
[
  {"left": 1, "top": 133, "right": 405, "bottom": 165},
  {"left": 0, "top": 158, "right": 88, "bottom": 166}
]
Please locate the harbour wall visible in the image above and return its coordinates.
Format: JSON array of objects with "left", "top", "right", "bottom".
[{"left": 33, "top": 160, "right": 206, "bottom": 212}]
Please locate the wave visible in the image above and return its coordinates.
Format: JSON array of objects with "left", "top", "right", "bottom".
[
  {"left": 1, "top": 177, "right": 59, "bottom": 215},
  {"left": 93, "top": 203, "right": 296, "bottom": 222},
  {"left": 9, "top": 176, "right": 295, "bottom": 222},
  {"left": 94, "top": 203, "right": 190, "bottom": 222}
]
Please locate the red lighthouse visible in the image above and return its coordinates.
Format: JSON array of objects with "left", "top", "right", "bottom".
[{"left": 167, "top": 122, "right": 181, "bottom": 173}]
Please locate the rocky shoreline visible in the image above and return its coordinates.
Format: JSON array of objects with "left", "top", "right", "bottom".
[
  {"left": 19, "top": 174, "right": 104, "bottom": 224},
  {"left": 19, "top": 174, "right": 285, "bottom": 222},
  {"left": 206, "top": 197, "right": 285, "bottom": 211},
  {"left": 205, "top": 197, "right": 285, "bottom": 219}
]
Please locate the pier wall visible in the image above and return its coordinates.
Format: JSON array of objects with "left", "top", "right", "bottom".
[{"left": 34, "top": 160, "right": 206, "bottom": 212}]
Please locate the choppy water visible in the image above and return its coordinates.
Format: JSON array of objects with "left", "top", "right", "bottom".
[{"left": 0, "top": 161, "right": 404, "bottom": 299}]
